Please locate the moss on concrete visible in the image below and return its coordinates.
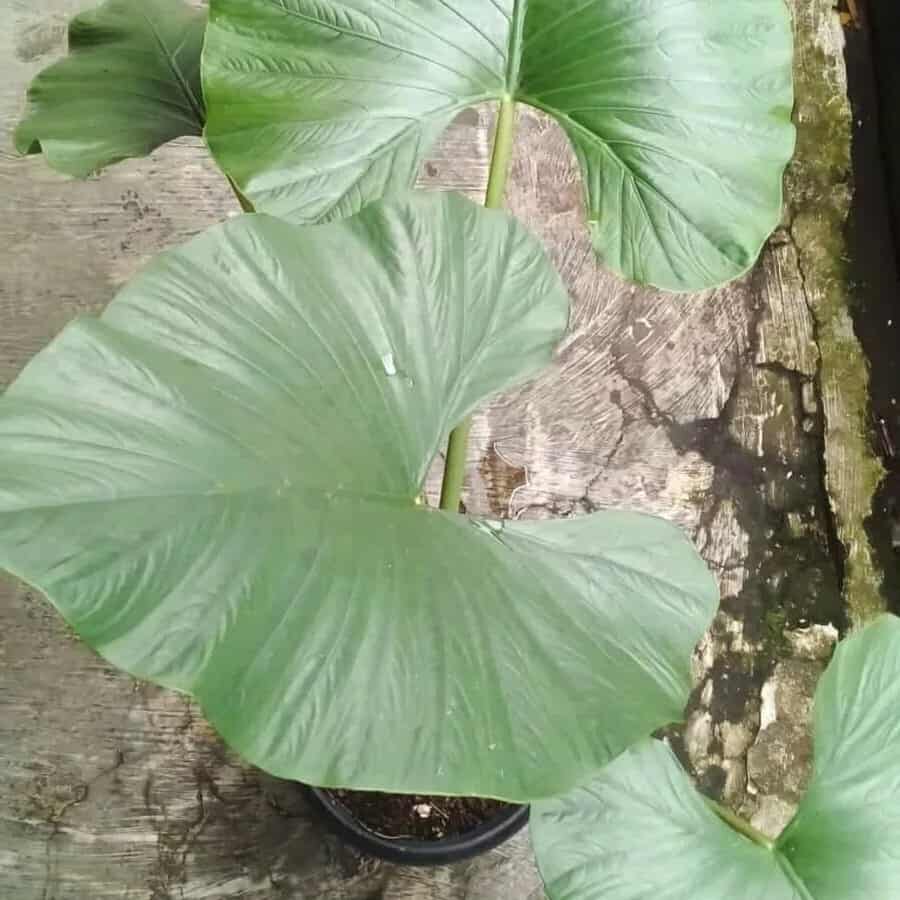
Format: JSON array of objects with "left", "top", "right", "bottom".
[{"left": 787, "top": 10, "right": 887, "bottom": 626}]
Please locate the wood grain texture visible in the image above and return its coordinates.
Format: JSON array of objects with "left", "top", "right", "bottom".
[{"left": 0, "top": 1, "right": 870, "bottom": 897}]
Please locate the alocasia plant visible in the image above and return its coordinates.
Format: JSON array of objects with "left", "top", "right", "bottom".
[{"left": 11, "top": 1, "right": 871, "bottom": 897}]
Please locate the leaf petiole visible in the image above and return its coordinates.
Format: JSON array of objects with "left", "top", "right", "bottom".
[
  {"left": 705, "top": 798, "right": 775, "bottom": 851},
  {"left": 439, "top": 94, "right": 517, "bottom": 512},
  {"left": 227, "top": 175, "right": 255, "bottom": 213}
]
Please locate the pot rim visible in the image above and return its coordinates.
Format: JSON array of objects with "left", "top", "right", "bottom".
[{"left": 304, "top": 786, "right": 530, "bottom": 867}]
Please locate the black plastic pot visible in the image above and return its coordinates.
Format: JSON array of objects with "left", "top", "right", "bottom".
[{"left": 305, "top": 787, "right": 530, "bottom": 866}]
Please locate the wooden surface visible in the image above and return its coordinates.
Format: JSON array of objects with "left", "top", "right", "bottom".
[{"left": 0, "top": 1, "right": 881, "bottom": 897}]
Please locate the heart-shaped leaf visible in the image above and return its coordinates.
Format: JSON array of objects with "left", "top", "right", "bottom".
[
  {"left": 203, "top": 0, "right": 795, "bottom": 291},
  {"left": 532, "top": 615, "right": 900, "bottom": 898},
  {"left": 777, "top": 614, "right": 900, "bottom": 900},
  {"left": 15, "top": 0, "right": 206, "bottom": 177},
  {"left": 532, "top": 740, "right": 803, "bottom": 900},
  {"left": 0, "top": 192, "right": 717, "bottom": 800}
]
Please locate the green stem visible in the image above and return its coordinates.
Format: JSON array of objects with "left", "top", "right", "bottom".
[
  {"left": 483, "top": 93, "right": 516, "bottom": 212},
  {"left": 227, "top": 176, "right": 255, "bottom": 213},
  {"left": 439, "top": 418, "right": 474, "bottom": 512},
  {"left": 439, "top": 94, "right": 516, "bottom": 512},
  {"left": 706, "top": 798, "right": 775, "bottom": 850},
  {"left": 776, "top": 852, "right": 816, "bottom": 900},
  {"left": 709, "top": 800, "right": 816, "bottom": 897}
]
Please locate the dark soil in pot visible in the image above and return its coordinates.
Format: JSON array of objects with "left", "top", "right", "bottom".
[
  {"left": 306, "top": 786, "right": 529, "bottom": 866},
  {"left": 326, "top": 788, "right": 512, "bottom": 841}
]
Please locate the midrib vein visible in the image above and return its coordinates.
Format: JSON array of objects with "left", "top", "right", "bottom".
[
  {"left": 139, "top": 11, "right": 204, "bottom": 126},
  {"left": 505, "top": 0, "right": 527, "bottom": 94}
]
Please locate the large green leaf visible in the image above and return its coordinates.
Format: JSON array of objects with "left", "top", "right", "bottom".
[
  {"left": 0, "top": 192, "right": 717, "bottom": 800},
  {"left": 532, "top": 740, "right": 803, "bottom": 900},
  {"left": 15, "top": 0, "right": 206, "bottom": 177},
  {"left": 778, "top": 614, "right": 900, "bottom": 900},
  {"left": 203, "top": 0, "right": 795, "bottom": 291},
  {"left": 532, "top": 615, "right": 900, "bottom": 898}
]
